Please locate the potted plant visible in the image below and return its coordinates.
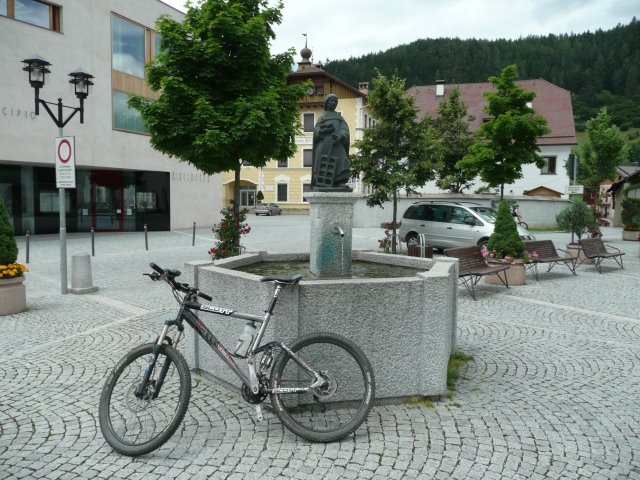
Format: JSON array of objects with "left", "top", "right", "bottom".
[
  {"left": 209, "top": 208, "right": 251, "bottom": 260},
  {"left": 0, "top": 198, "right": 28, "bottom": 315},
  {"left": 483, "top": 201, "right": 534, "bottom": 286},
  {"left": 556, "top": 200, "right": 598, "bottom": 263},
  {"left": 621, "top": 197, "right": 640, "bottom": 241}
]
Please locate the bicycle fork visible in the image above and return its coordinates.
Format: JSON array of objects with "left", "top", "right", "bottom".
[{"left": 135, "top": 320, "right": 183, "bottom": 400}]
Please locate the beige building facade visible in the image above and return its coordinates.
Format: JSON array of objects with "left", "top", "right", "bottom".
[{"left": 222, "top": 46, "right": 369, "bottom": 212}]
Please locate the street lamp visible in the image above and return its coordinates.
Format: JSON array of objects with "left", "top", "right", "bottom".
[{"left": 21, "top": 56, "right": 94, "bottom": 294}]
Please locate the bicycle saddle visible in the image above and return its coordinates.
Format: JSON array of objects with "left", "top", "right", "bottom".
[{"left": 260, "top": 274, "right": 302, "bottom": 285}]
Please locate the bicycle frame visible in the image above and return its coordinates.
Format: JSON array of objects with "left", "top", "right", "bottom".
[{"left": 148, "top": 283, "right": 325, "bottom": 401}]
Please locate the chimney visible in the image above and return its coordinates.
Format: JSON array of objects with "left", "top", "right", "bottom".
[
  {"left": 358, "top": 81, "right": 369, "bottom": 94},
  {"left": 436, "top": 80, "right": 445, "bottom": 98}
]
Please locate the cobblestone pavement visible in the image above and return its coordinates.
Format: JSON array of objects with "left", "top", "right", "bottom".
[{"left": 1, "top": 217, "right": 640, "bottom": 479}]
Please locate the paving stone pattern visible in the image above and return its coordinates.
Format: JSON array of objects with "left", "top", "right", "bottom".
[{"left": 1, "top": 218, "right": 639, "bottom": 479}]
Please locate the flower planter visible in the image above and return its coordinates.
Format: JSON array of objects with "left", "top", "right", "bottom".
[
  {"left": 622, "top": 230, "right": 640, "bottom": 241},
  {"left": 0, "top": 276, "right": 26, "bottom": 316},
  {"left": 566, "top": 244, "right": 593, "bottom": 264},
  {"left": 485, "top": 260, "right": 526, "bottom": 286}
]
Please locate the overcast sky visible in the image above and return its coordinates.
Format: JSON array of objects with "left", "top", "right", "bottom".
[{"left": 161, "top": 0, "right": 637, "bottom": 63}]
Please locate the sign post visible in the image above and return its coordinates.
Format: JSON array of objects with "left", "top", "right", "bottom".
[{"left": 55, "top": 135, "right": 76, "bottom": 294}]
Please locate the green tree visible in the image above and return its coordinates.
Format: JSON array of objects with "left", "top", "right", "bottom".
[
  {"left": 433, "top": 87, "right": 476, "bottom": 193},
  {"left": 0, "top": 197, "right": 18, "bottom": 265},
  {"left": 577, "top": 107, "right": 629, "bottom": 190},
  {"left": 556, "top": 200, "right": 598, "bottom": 242},
  {"left": 487, "top": 201, "right": 526, "bottom": 260},
  {"left": 129, "top": 0, "right": 308, "bottom": 248},
  {"left": 350, "top": 72, "right": 442, "bottom": 252},
  {"left": 457, "top": 65, "right": 550, "bottom": 199}
]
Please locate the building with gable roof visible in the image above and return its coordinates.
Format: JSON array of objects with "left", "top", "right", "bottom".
[
  {"left": 407, "top": 79, "right": 577, "bottom": 197},
  {"left": 220, "top": 42, "right": 369, "bottom": 211}
]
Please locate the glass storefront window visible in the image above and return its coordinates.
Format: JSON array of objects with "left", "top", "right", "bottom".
[
  {"left": 113, "top": 91, "right": 148, "bottom": 133},
  {"left": 14, "top": 0, "right": 49, "bottom": 28},
  {"left": 0, "top": 0, "right": 7, "bottom": 16},
  {"left": 112, "top": 15, "right": 145, "bottom": 77}
]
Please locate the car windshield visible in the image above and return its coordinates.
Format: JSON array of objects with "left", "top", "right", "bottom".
[{"left": 470, "top": 207, "right": 498, "bottom": 223}]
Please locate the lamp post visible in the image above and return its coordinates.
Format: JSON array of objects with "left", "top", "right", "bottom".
[{"left": 21, "top": 56, "right": 94, "bottom": 294}]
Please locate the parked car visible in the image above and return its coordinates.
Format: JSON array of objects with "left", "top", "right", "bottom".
[
  {"left": 255, "top": 203, "right": 282, "bottom": 216},
  {"left": 398, "top": 201, "right": 535, "bottom": 250}
]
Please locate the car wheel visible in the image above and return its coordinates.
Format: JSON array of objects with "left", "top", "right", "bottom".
[
  {"left": 268, "top": 210, "right": 272, "bottom": 216},
  {"left": 405, "top": 232, "right": 418, "bottom": 244},
  {"left": 477, "top": 238, "right": 489, "bottom": 249}
]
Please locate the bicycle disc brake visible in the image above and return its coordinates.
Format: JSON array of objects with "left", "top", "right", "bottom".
[
  {"left": 127, "top": 381, "right": 155, "bottom": 412},
  {"left": 312, "top": 370, "right": 337, "bottom": 399}
]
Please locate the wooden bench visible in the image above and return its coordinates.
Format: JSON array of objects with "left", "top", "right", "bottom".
[
  {"left": 578, "top": 238, "right": 625, "bottom": 273},
  {"left": 444, "top": 246, "right": 510, "bottom": 300},
  {"left": 523, "top": 240, "right": 578, "bottom": 280}
]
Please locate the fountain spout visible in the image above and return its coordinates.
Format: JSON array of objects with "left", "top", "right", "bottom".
[{"left": 330, "top": 222, "right": 345, "bottom": 237}]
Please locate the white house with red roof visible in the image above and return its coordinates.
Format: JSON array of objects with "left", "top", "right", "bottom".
[{"left": 406, "top": 79, "right": 577, "bottom": 198}]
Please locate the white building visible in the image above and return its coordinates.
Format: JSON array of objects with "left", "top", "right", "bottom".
[{"left": 0, "top": 0, "right": 222, "bottom": 235}]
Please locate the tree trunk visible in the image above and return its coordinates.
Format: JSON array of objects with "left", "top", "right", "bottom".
[
  {"left": 500, "top": 183, "right": 504, "bottom": 200},
  {"left": 233, "top": 164, "right": 241, "bottom": 249},
  {"left": 392, "top": 191, "right": 398, "bottom": 254}
]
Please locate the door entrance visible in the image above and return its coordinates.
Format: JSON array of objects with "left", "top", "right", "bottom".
[{"left": 92, "top": 170, "right": 124, "bottom": 232}]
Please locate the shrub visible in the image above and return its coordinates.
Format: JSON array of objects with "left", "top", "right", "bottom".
[
  {"left": 486, "top": 201, "right": 527, "bottom": 260},
  {"left": 0, "top": 197, "right": 18, "bottom": 264},
  {"left": 621, "top": 197, "right": 640, "bottom": 231},
  {"left": 209, "top": 208, "right": 251, "bottom": 260},
  {"left": 556, "top": 200, "right": 598, "bottom": 240}
]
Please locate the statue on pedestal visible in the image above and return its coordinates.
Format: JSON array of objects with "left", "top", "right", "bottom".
[{"left": 311, "top": 94, "right": 352, "bottom": 191}]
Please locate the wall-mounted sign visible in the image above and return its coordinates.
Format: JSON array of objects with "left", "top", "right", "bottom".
[
  {"left": 566, "top": 185, "right": 584, "bottom": 195},
  {"left": 55, "top": 136, "right": 76, "bottom": 189}
]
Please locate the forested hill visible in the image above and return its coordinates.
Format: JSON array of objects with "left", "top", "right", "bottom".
[{"left": 323, "top": 18, "right": 640, "bottom": 131}]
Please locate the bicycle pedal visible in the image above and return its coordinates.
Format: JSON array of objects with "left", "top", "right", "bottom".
[{"left": 254, "top": 404, "right": 264, "bottom": 422}]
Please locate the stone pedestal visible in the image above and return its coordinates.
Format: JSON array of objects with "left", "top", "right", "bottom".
[
  {"left": 68, "top": 252, "right": 98, "bottom": 294},
  {"left": 306, "top": 192, "right": 358, "bottom": 277}
]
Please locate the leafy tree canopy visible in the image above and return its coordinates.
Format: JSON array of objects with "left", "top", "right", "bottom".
[
  {"left": 432, "top": 86, "right": 476, "bottom": 193},
  {"left": 578, "top": 107, "right": 629, "bottom": 189},
  {"left": 457, "top": 65, "right": 550, "bottom": 199},
  {"left": 129, "top": 0, "right": 308, "bottom": 176},
  {"left": 350, "top": 71, "right": 443, "bottom": 251}
]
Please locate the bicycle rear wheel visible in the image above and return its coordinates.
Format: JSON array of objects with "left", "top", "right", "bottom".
[
  {"left": 270, "top": 332, "right": 375, "bottom": 442},
  {"left": 99, "top": 343, "right": 191, "bottom": 456}
]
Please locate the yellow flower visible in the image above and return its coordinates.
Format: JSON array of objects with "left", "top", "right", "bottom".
[{"left": 0, "top": 262, "right": 28, "bottom": 279}]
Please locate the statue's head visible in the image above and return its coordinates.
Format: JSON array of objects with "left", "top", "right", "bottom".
[{"left": 324, "top": 94, "right": 338, "bottom": 111}]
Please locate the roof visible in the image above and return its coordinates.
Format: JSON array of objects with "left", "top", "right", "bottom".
[
  {"left": 288, "top": 64, "right": 365, "bottom": 98},
  {"left": 406, "top": 79, "right": 577, "bottom": 146},
  {"left": 523, "top": 186, "right": 564, "bottom": 197}
]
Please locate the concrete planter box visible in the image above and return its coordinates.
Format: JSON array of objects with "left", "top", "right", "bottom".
[
  {"left": 622, "top": 230, "right": 640, "bottom": 241},
  {"left": 182, "top": 251, "right": 458, "bottom": 400},
  {"left": 0, "top": 276, "right": 26, "bottom": 316}
]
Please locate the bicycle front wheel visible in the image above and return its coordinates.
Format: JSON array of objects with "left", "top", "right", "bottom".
[
  {"left": 99, "top": 343, "right": 191, "bottom": 456},
  {"left": 270, "top": 332, "right": 375, "bottom": 442}
]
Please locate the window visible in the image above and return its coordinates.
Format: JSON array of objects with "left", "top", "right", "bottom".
[
  {"left": 303, "top": 149, "right": 313, "bottom": 167},
  {"left": 541, "top": 156, "right": 557, "bottom": 174},
  {"left": 303, "top": 113, "right": 314, "bottom": 132},
  {"left": 112, "top": 15, "right": 146, "bottom": 77},
  {"left": 278, "top": 159, "right": 288, "bottom": 168},
  {"left": 277, "top": 184, "right": 288, "bottom": 202},
  {"left": 113, "top": 91, "right": 148, "bottom": 133},
  {"left": 2, "top": 0, "right": 61, "bottom": 31}
]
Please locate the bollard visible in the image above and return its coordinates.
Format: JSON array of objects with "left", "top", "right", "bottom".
[
  {"left": 68, "top": 252, "right": 98, "bottom": 294},
  {"left": 90, "top": 226, "right": 95, "bottom": 256},
  {"left": 25, "top": 230, "right": 30, "bottom": 264},
  {"left": 192, "top": 221, "right": 196, "bottom": 246},
  {"left": 144, "top": 224, "right": 149, "bottom": 250}
]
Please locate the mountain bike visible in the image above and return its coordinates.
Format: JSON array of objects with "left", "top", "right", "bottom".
[
  {"left": 512, "top": 204, "right": 528, "bottom": 230},
  {"left": 99, "top": 263, "right": 375, "bottom": 456}
]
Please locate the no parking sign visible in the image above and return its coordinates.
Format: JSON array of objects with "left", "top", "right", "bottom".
[{"left": 55, "top": 136, "right": 76, "bottom": 188}]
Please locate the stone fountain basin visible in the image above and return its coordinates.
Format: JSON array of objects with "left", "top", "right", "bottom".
[{"left": 183, "top": 250, "right": 458, "bottom": 400}]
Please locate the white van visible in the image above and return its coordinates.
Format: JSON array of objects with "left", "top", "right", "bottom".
[{"left": 399, "top": 201, "right": 535, "bottom": 250}]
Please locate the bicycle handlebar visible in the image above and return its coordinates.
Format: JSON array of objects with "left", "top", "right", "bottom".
[{"left": 145, "top": 262, "right": 213, "bottom": 302}]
